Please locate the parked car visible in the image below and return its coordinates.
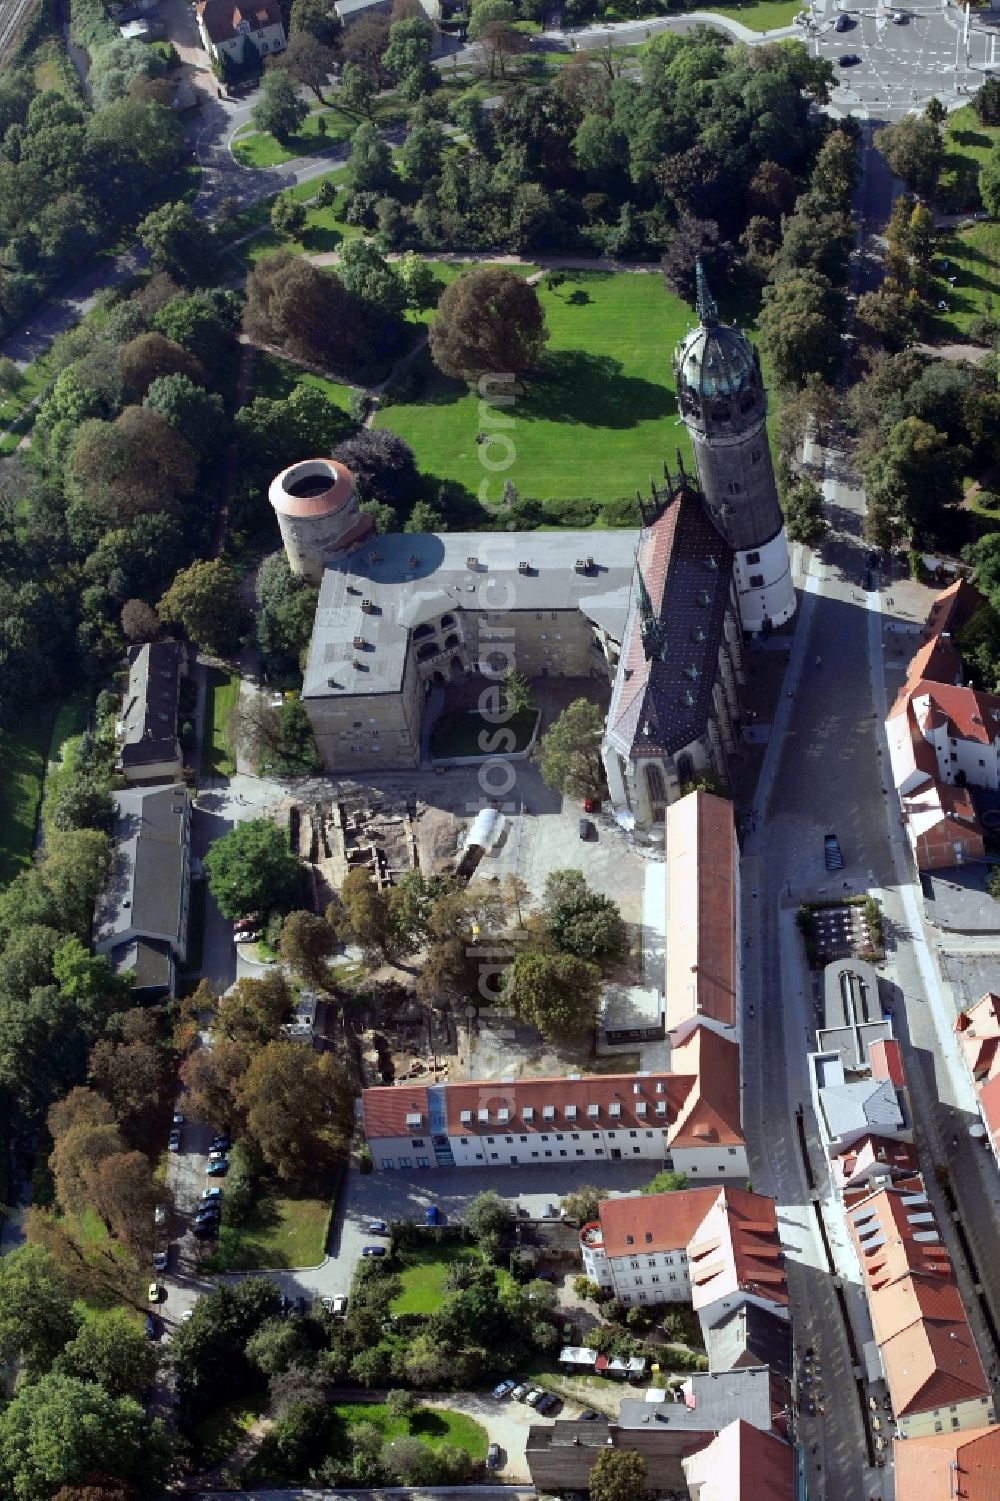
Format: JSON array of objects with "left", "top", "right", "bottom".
[
  {"left": 172, "top": 1111, "right": 185, "bottom": 1125},
  {"left": 834, "top": 11, "right": 851, "bottom": 28},
  {"left": 332, "top": 1294, "right": 348, "bottom": 1315},
  {"left": 537, "top": 1393, "right": 560, "bottom": 1414},
  {"left": 824, "top": 833, "right": 844, "bottom": 871},
  {"left": 425, "top": 1204, "right": 440, "bottom": 1226},
  {"left": 362, "top": 1245, "right": 386, "bottom": 1257},
  {"left": 579, "top": 1408, "right": 600, "bottom": 1421},
  {"left": 578, "top": 817, "right": 593, "bottom": 840},
  {"left": 486, "top": 1443, "right": 502, "bottom": 1471},
  {"left": 153, "top": 1249, "right": 169, "bottom": 1273},
  {"left": 201, "top": 1187, "right": 223, "bottom": 1202},
  {"left": 192, "top": 1222, "right": 218, "bottom": 1239},
  {"left": 525, "top": 1388, "right": 545, "bottom": 1407},
  {"left": 208, "top": 1148, "right": 228, "bottom": 1162},
  {"left": 194, "top": 1207, "right": 220, "bottom": 1225},
  {"left": 510, "top": 1384, "right": 529, "bottom": 1401},
  {"left": 154, "top": 1204, "right": 168, "bottom": 1226},
  {"left": 492, "top": 1379, "right": 516, "bottom": 1400},
  {"left": 206, "top": 1160, "right": 228, "bottom": 1177},
  {"left": 582, "top": 797, "right": 600, "bottom": 813},
  {"left": 148, "top": 1281, "right": 162, "bottom": 1303},
  {"left": 234, "top": 916, "right": 260, "bottom": 933},
  {"left": 167, "top": 1128, "right": 181, "bottom": 1152},
  {"left": 144, "top": 1312, "right": 158, "bottom": 1340},
  {"left": 181, "top": 1309, "right": 194, "bottom": 1322},
  {"left": 367, "top": 1219, "right": 388, "bottom": 1235}
]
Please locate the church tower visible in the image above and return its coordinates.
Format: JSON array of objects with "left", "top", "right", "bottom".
[{"left": 673, "top": 265, "right": 796, "bottom": 635}]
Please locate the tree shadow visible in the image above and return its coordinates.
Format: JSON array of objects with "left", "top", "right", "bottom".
[
  {"left": 519, "top": 350, "right": 672, "bottom": 429},
  {"left": 302, "top": 225, "right": 343, "bottom": 255},
  {"left": 409, "top": 1410, "right": 448, "bottom": 1438}
]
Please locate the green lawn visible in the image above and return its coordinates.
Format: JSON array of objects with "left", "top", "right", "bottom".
[
  {"left": 202, "top": 1191, "right": 331, "bottom": 1271},
  {"left": 702, "top": 0, "right": 801, "bottom": 26},
  {"left": 252, "top": 349, "right": 354, "bottom": 412},
  {"left": 939, "top": 104, "right": 1000, "bottom": 213},
  {"left": 232, "top": 108, "right": 358, "bottom": 168},
  {"left": 430, "top": 707, "right": 539, "bottom": 759},
  {"left": 375, "top": 269, "right": 696, "bottom": 510},
  {"left": 330, "top": 1402, "right": 488, "bottom": 1460},
  {"left": 391, "top": 1246, "right": 481, "bottom": 1315},
  {"left": 200, "top": 666, "right": 239, "bottom": 779},
  {"left": 0, "top": 704, "right": 60, "bottom": 886},
  {"left": 927, "top": 220, "right": 1000, "bottom": 339},
  {"left": 239, "top": 170, "right": 363, "bottom": 267}
]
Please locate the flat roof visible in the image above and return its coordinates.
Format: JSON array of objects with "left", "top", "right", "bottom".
[
  {"left": 303, "top": 529, "right": 639, "bottom": 701},
  {"left": 619, "top": 1368, "right": 774, "bottom": 1433}
]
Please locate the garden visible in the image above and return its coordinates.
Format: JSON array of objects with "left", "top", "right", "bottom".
[
  {"left": 201, "top": 1188, "right": 333, "bottom": 1272},
  {"left": 430, "top": 706, "right": 539, "bottom": 759}
]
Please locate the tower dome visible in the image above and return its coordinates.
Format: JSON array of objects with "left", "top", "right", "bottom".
[
  {"left": 268, "top": 458, "right": 373, "bottom": 585},
  {"left": 676, "top": 322, "right": 757, "bottom": 401}
]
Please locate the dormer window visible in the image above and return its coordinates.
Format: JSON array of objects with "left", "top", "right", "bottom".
[
  {"left": 636, "top": 1102, "right": 647, "bottom": 1116},
  {"left": 543, "top": 1105, "right": 555, "bottom": 1120},
  {"left": 478, "top": 1108, "right": 489, "bottom": 1122},
  {"left": 609, "top": 1103, "right": 621, "bottom": 1117},
  {"left": 588, "top": 1104, "right": 599, "bottom": 1118},
  {"left": 460, "top": 1110, "right": 472, "bottom": 1124},
  {"left": 498, "top": 1108, "right": 509, "bottom": 1123},
  {"left": 523, "top": 1107, "right": 534, "bottom": 1122},
  {"left": 656, "top": 1102, "right": 667, "bottom": 1115},
  {"left": 626, "top": 1234, "right": 634, "bottom": 1245},
  {"left": 405, "top": 1112, "right": 422, "bottom": 1128},
  {"left": 565, "top": 1105, "right": 577, "bottom": 1119}
]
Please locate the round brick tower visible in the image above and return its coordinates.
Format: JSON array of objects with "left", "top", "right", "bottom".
[{"left": 268, "top": 458, "right": 373, "bottom": 585}]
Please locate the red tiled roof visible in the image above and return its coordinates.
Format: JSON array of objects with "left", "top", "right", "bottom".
[
  {"left": 665, "top": 791, "right": 736, "bottom": 1034},
  {"left": 440, "top": 1072, "right": 687, "bottom": 1137},
  {"left": 919, "top": 578, "right": 985, "bottom": 643},
  {"left": 956, "top": 993, "right": 1000, "bottom": 1080},
  {"left": 668, "top": 1026, "right": 744, "bottom": 1147},
  {"left": 978, "top": 1072, "right": 1000, "bottom": 1145},
  {"left": 687, "top": 1187, "right": 788, "bottom": 1312},
  {"left": 682, "top": 1419, "right": 795, "bottom": 1501},
  {"left": 595, "top": 1187, "right": 718, "bottom": 1258},
  {"left": 198, "top": 0, "right": 283, "bottom": 42},
  {"left": 869, "top": 1038, "right": 905, "bottom": 1088},
  {"left": 910, "top": 680, "right": 1000, "bottom": 745},
  {"left": 362, "top": 1084, "right": 428, "bottom": 1141},
  {"left": 881, "top": 1307, "right": 990, "bottom": 1415},
  {"left": 906, "top": 633, "right": 962, "bottom": 687},
  {"left": 894, "top": 1425, "right": 1000, "bottom": 1501}
]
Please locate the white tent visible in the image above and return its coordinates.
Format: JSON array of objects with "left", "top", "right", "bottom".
[{"left": 462, "top": 807, "right": 505, "bottom": 853}]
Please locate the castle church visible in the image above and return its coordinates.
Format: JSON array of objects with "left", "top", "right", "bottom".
[{"left": 275, "top": 270, "right": 795, "bottom": 827}]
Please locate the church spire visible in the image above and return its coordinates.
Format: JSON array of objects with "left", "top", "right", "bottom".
[
  {"left": 635, "top": 557, "right": 663, "bottom": 661},
  {"left": 695, "top": 258, "right": 717, "bottom": 326}
]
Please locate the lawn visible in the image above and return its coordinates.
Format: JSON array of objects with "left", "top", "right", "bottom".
[
  {"left": 232, "top": 108, "right": 358, "bottom": 168},
  {"left": 0, "top": 704, "right": 60, "bottom": 887},
  {"left": 927, "top": 220, "right": 1000, "bottom": 340},
  {"left": 200, "top": 667, "right": 239, "bottom": 779},
  {"left": 938, "top": 104, "right": 1000, "bottom": 213},
  {"left": 252, "top": 349, "right": 354, "bottom": 412},
  {"left": 430, "top": 706, "right": 539, "bottom": 759},
  {"left": 330, "top": 1402, "right": 488, "bottom": 1460},
  {"left": 391, "top": 1246, "right": 481, "bottom": 1315},
  {"left": 202, "top": 1190, "right": 331, "bottom": 1271},
  {"left": 702, "top": 0, "right": 801, "bottom": 27},
  {"left": 374, "top": 269, "right": 697, "bottom": 510},
  {"left": 238, "top": 169, "right": 363, "bottom": 267}
]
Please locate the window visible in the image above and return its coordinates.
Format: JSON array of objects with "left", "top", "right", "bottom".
[
  {"left": 646, "top": 1131, "right": 654, "bottom": 1138},
  {"left": 486, "top": 1136, "right": 495, "bottom": 1144},
  {"left": 505, "top": 1136, "right": 513, "bottom": 1144},
  {"left": 729, "top": 1147, "right": 737, "bottom": 1155},
  {"left": 746, "top": 551, "right": 760, "bottom": 564},
  {"left": 519, "top": 1136, "right": 527, "bottom": 1143},
  {"left": 952, "top": 1418, "right": 961, "bottom": 1429},
  {"left": 629, "top": 1131, "right": 637, "bottom": 1138},
  {"left": 669, "top": 1273, "right": 676, "bottom": 1282},
  {"left": 544, "top": 1150, "right": 552, "bottom": 1158},
  {"left": 410, "top": 1139, "right": 425, "bottom": 1147},
  {"left": 651, "top": 1275, "right": 660, "bottom": 1285},
  {"left": 560, "top": 1149, "right": 567, "bottom": 1157},
  {"left": 380, "top": 1158, "right": 393, "bottom": 1169},
  {"left": 630, "top": 1260, "right": 640, "bottom": 1269},
  {"left": 576, "top": 1149, "right": 585, "bottom": 1156},
  {"left": 935, "top": 1422, "right": 943, "bottom": 1433},
  {"left": 727, "top": 481, "right": 741, "bottom": 495},
  {"left": 571, "top": 1132, "right": 580, "bottom": 1141},
  {"left": 490, "top": 1152, "right": 498, "bottom": 1160},
  {"left": 416, "top": 1156, "right": 429, "bottom": 1167},
  {"left": 644, "top": 1233, "right": 653, "bottom": 1244},
  {"left": 398, "top": 1156, "right": 412, "bottom": 1168},
  {"left": 635, "top": 1277, "right": 642, "bottom": 1285},
  {"left": 647, "top": 1259, "right": 656, "bottom": 1268},
  {"left": 751, "top": 448, "right": 761, "bottom": 465},
  {"left": 460, "top": 1137, "right": 468, "bottom": 1145},
  {"left": 749, "top": 574, "right": 765, "bottom": 588}
]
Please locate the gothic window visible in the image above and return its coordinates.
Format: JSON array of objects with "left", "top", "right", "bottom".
[
  {"left": 751, "top": 448, "right": 762, "bottom": 464},
  {"left": 413, "top": 623, "right": 435, "bottom": 640},
  {"left": 645, "top": 763, "right": 666, "bottom": 811},
  {"left": 677, "top": 752, "right": 694, "bottom": 784},
  {"left": 726, "top": 481, "right": 741, "bottom": 495}
]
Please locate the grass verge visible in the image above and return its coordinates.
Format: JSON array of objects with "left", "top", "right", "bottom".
[
  {"left": 927, "top": 221, "right": 1000, "bottom": 341},
  {"left": 329, "top": 1402, "right": 488, "bottom": 1460},
  {"left": 939, "top": 104, "right": 1000, "bottom": 213},
  {"left": 391, "top": 1245, "right": 481, "bottom": 1315},
  {"left": 202, "top": 1190, "right": 332, "bottom": 1271},
  {"left": 252, "top": 349, "right": 354, "bottom": 411},
  {"left": 201, "top": 667, "right": 239, "bottom": 779},
  {"left": 0, "top": 704, "right": 59, "bottom": 886}
]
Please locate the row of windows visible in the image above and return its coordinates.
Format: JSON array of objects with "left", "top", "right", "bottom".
[
  {"left": 632, "top": 1274, "right": 677, "bottom": 1284},
  {"left": 468, "top": 1130, "right": 659, "bottom": 1145},
  {"left": 382, "top": 1156, "right": 430, "bottom": 1169}
]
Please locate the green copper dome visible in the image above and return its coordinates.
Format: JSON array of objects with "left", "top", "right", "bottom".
[{"left": 675, "top": 321, "right": 757, "bottom": 400}]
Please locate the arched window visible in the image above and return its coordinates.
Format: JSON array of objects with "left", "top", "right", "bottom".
[
  {"left": 440, "top": 614, "right": 456, "bottom": 628},
  {"left": 645, "top": 763, "right": 666, "bottom": 808},
  {"left": 444, "top": 634, "right": 460, "bottom": 649},
  {"left": 417, "top": 642, "right": 438, "bottom": 661},
  {"left": 413, "top": 623, "right": 435, "bottom": 640}
]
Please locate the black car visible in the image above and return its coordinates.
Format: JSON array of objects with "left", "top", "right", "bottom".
[
  {"left": 579, "top": 1408, "right": 600, "bottom": 1421},
  {"left": 144, "top": 1312, "right": 159, "bottom": 1340},
  {"left": 192, "top": 1222, "right": 218, "bottom": 1239},
  {"left": 838, "top": 51, "right": 860, "bottom": 64},
  {"left": 536, "top": 1393, "right": 561, "bottom": 1414}
]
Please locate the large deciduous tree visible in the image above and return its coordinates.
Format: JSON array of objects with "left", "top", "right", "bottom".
[
  {"left": 277, "top": 32, "right": 338, "bottom": 102},
  {"left": 541, "top": 868, "right": 626, "bottom": 967},
  {"left": 157, "top": 559, "right": 247, "bottom": 656},
  {"left": 136, "top": 202, "right": 217, "bottom": 285},
  {"left": 0, "top": 1244, "right": 80, "bottom": 1380},
  {"left": 279, "top": 910, "right": 338, "bottom": 989},
  {"left": 203, "top": 818, "right": 302, "bottom": 920},
  {"left": 875, "top": 115, "right": 943, "bottom": 198},
  {"left": 757, "top": 269, "right": 843, "bottom": 389},
  {"left": 589, "top": 1449, "right": 648, "bottom": 1501},
  {"left": 251, "top": 70, "right": 309, "bottom": 142},
  {"left": 243, "top": 250, "right": 360, "bottom": 369},
  {"left": 501, "top": 949, "right": 601, "bottom": 1041},
  {"left": 429, "top": 267, "right": 547, "bottom": 382},
  {"left": 241, "top": 1040, "right": 353, "bottom": 1181},
  {"left": 56, "top": 1311, "right": 158, "bottom": 1398},
  {"left": 467, "top": 0, "right": 523, "bottom": 79},
  {"left": 536, "top": 698, "right": 606, "bottom": 800}
]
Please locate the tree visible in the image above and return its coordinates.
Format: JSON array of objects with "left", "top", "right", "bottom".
[
  {"left": 340, "top": 64, "right": 378, "bottom": 121},
  {"left": 338, "top": 237, "right": 405, "bottom": 316},
  {"left": 400, "top": 121, "right": 444, "bottom": 186},
  {"left": 95, "top": 1152, "right": 163, "bottom": 1259},
  {"left": 429, "top": 267, "right": 547, "bottom": 382},
  {"left": 383, "top": 16, "right": 433, "bottom": 87},
  {"left": 118, "top": 332, "right": 205, "bottom": 399},
  {"left": 332, "top": 428, "right": 420, "bottom": 510},
  {"left": 66, "top": 407, "right": 197, "bottom": 531},
  {"left": 88, "top": 1026, "right": 172, "bottom": 1139},
  {"left": 136, "top": 202, "right": 217, "bottom": 285},
  {"left": 854, "top": 283, "right": 916, "bottom": 352},
  {"left": 0, "top": 1374, "right": 168, "bottom": 1501},
  {"left": 810, "top": 129, "right": 859, "bottom": 207},
  {"left": 467, "top": 0, "right": 523, "bottom": 79},
  {"left": 279, "top": 910, "right": 338, "bottom": 988},
  {"left": 782, "top": 476, "right": 828, "bottom": 546},
  {"left": 464, "top": 1190, "right": 513, "bottom": 1245},
  {"left": 876, "top": 115, "right": 942, "bottom": 198},
  {"left": 660, "top": 215, "right": 721, "bottom": 301},
  {"left": 542, "top": 868, "right": 626, "bottom": 966},
  {"left": 241, "top": 1041, "right": 353, "bottom": 1181},
  {"left": 924, "top": 95, "right": 946, "bottom": 126},
  {"left": 203, "top": 818, "right": 302, "bottom": 920},
  {"left": 56, "top": 1312, "right": 158, "bottom": 1398},
  {"left": 243, "top": 250, "right": 361, "bottom": 369},
  {"left": 757, "top": 270, "right": 843, "bottom": 389},
  {"left": 245, "top": 1316, "right": 307, "bottom": 1376},
  {"left": 980, "top": 147, "right": 1000, "bottom": 220},
  {"left": 271, "top": 192, "right": 308, "bottom": 239},
  {"left": 561, "top": 1185, "right": 608, "bottom": 1223},
  {"left": 120, "top": 599, "right": 160, "bottom": 643},
  {"left": 536, "top": 698, "right": 606, "bottom": 800},
  {"left": 641, "top": 1169, "right": 688, "bottom": 1194},
  {"left": 157, "top": 559, "right": 247, "bottom": 656},
  {"left": 213, "top": 971, "right": 292, "bottom": 1048},
  {"left": 501, "top": 669, "right": 532, "bottom": 716},
  {"left": 973, "top": 76, "right": 1000, "bottom": 127},
  {"left": 252, "top": 70, "right": 309, "bottom": 142},
  {"left": 339, "top": 866, "right": 399, "bottom": 961},
  {"left": 279, "top": 31, "right": 338, "bottom": 102},
  {"left": 178, "top": 1041, "right": 249, "bottom": 1131},
  {"left": 0, "top": 1245, "right": 80, "bottom": 1380},
  {"left": 862, "top": 416, "right": 964, "bottom": 545},
  {"left": 502, "top": 949, "right": 601, "bottom": 1041},
  {"left": 290, "top": 0, "right": 340, "bottom": 44},
  {"left": 144, "top": 373, "right": 226, "bottom": 454},
  {"left": 348, "top": 120, "right": 393, "bottom": 188},
  {"left": 589, "top": 1449, "right": 648, "bottom": 1501}
]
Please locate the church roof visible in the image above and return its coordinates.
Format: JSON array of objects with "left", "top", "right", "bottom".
[{"left": 604, "top": 487, "right": 733, "bottom": 760}]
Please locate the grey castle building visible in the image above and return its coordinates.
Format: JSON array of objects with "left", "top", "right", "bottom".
[{"left": 278, "top": 270, "right": 795, "bottom": 825}]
